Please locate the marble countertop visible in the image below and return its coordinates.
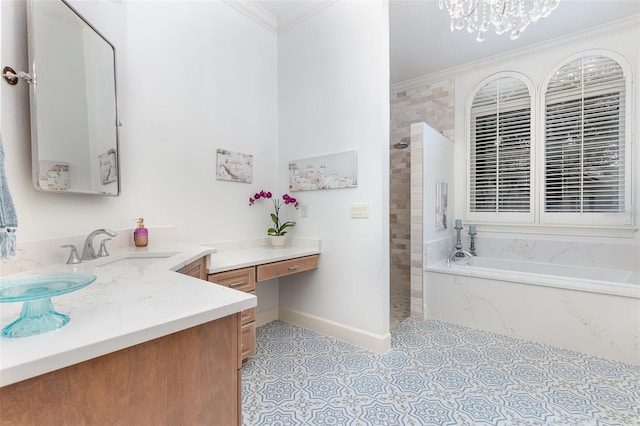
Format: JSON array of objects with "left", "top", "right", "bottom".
[
  {"left": 208, "top": 242, "right": 321, "bottom": 273},
  {"left": 0, "top": 242, "right": 256, "bottom": 387}
]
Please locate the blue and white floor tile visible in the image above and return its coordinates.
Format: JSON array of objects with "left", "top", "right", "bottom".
[{"left": 242, "top": 318, "right": 640, "bottom": 425}]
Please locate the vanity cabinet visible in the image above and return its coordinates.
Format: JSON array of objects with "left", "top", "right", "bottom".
[
  {"left": 0, "top": 314, "right": 242, "bottom": 425},
  {"left": 207, "top": 254, "right": 319, "bottom": 362},
  {"left": 177, "top": 257, "right": 207, "bottom": 280},
  {"left": 208, "top": 267, "right": 256, "bottom": 362}
]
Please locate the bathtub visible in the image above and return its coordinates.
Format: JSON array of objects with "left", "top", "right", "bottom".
[
  {"left": 424, "top": 257, "right": 640, "bottom": 364},
  {"left": 437, "top": 256, "right": 639, "bottom": 298}
]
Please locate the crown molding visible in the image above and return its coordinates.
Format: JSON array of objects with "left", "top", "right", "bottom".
[
  {"left": 276, "top": 1, "right": 337, "bottom": 33},
  {"left": 223, "top": 0, "right": 278, "bottom": 34},
  {"left": 391, "top": 14, "right": 640, "bottom": 93},
  {"left": 224, "top": 0, "right": 336, "bottom": 34}
]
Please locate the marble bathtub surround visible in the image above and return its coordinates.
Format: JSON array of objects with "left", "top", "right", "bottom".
[
  {"left": 421, "top": 232, "right": 639, "bottom": 363},
  {"left": 423, "top": 233, "right": 639, "bottom": 273},
  {"left": 476, "top": 234, "right": 639, "bottom": 272},
  {"left": 423, "top": 264, "right": 639, "bottom": 364}
]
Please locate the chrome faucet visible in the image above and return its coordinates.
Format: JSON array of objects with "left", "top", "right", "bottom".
[
  {"left": 81, "top": 228, "right": 117, "bottom": 260},
  {"left": 447, "top": 249, "right": 474, "bottom": 266}
]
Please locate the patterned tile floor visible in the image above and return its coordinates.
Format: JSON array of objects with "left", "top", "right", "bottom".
[{"left": 242, "top": 318, "right": 640, "bottom": 425}]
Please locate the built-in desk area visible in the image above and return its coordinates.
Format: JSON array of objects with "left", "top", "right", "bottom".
[{"left": 201, "top": 238, "right": 321, "bottom": 361}]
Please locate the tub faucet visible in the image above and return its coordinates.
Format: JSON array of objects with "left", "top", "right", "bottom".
[
  {"left": 447, "top": 249, "right": 474, "bottom": 266},
  {"left": 81, "top": 228, "right": 117, "bottom": 260}
]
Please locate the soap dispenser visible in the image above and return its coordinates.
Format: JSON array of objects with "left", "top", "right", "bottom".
[{"left": 133, "top": 217, "right": 148, "bottom": 247}]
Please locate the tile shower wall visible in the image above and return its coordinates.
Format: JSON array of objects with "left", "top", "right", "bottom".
[
  {"left": 390, "top": 78, "right": 455, "bottom": 318},
  {"left": 390, "top": 147, "right": 411, "bottom": 297}
]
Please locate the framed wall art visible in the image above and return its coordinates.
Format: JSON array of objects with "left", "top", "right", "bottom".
[
  {"left": 289, "top": 150, "right": 357, "bottom": 192},
  {"left": 216, "top": 149, "right": 253, "bottom": 183}
]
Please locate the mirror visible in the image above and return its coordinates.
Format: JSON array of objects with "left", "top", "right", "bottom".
[{"left": 27, "top": 0, "right": 120, "bottom": 195}]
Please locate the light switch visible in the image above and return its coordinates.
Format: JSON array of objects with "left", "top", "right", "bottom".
[
  {"left": 300, "top": 204, "right": 309, "bottom": 217},
  {"left": 351, "top": 203, "right": 369, "bottom": 218}
]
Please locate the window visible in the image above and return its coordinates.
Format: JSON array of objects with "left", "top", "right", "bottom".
[
  {"left": 542, "top": 53, "right": 630, "bottom": 225},
  {"left": 468, "top": 74, "right": 534, "bottom": 223},
  {"left": 465, "top": 51, "right": 632, "bottom": 230}
]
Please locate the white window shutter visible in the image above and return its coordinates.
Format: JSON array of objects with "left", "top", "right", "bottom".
[
  {"left": 543, "top": 55, "right": 627, "bottom": 221},
  {"left": 469, "top": 76, "right": 532, "bottom": 219}
]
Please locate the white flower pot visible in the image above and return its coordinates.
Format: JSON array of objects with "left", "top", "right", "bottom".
[{"left": 269, "top": 235, "right": 286, "bottom": 248}]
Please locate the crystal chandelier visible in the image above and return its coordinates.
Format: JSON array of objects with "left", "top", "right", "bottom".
[{"left": 439, "top": 0, "right": 561, "bottom": 42}]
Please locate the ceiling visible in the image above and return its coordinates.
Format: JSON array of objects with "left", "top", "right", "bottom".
[{"left": 252, "top": 0, "right": 640, "bottom": 85}]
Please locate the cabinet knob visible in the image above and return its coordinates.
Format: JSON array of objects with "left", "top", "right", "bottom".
[{"left": 287, "top": 265, "right": 299, "bottom": 271}]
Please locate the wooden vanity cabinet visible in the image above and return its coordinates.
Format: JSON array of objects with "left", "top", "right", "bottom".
[
  {"left": 208, "top": 267, "right": 257, "bottom": 362},
  {"left": 177, "top": 257, "right": 207, "bottom": 280},
  {"left": 0, "top": 314, "right": 241, "bottom": 426},
  {"left": 207, "top": 254, "right": 319, "bottom": 363}
]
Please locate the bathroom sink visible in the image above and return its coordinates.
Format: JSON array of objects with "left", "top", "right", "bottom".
[
  {"left": 0, "top": 273, "right": 97, "bottom": 338},
  {"left": 95, "top": 252, "right": 179, "bottom": 268}
]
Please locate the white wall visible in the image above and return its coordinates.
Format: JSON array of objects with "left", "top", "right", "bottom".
[
  {"left": 2, "top": 1, "right": 392, "bottom": 349},
  {"left": 277, "top": 1, "right": 391, "bottom": 351},
  {"left": 1, "top": 0, "right": 278, "bottom": 243},
  {"left": 421, "top": 124, "right": 455, "bottom": 243}
]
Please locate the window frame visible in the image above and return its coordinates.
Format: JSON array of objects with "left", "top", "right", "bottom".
[
  {"left": 464, "top": 51, "right": 634, "bottom": 232},
  {"left": 539, "top": 50, "right": 633, "bottom": 227},
  {"left": 465, "top": 71, "right": 536, "bottom": 224}
]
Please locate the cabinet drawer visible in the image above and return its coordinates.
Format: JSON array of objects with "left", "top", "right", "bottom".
[
  {"left": 208, "top": 267, "right": 256, "bottom": 292},
  {"left": 241, "top": 291, "right": 256, "bottom": 325},
  {"left": 241, "top": 307, "right": 256, "bottom": 325},
  {"left": 256, "top": 255, "right": 319, "bottom": 282},
  {"left": 240, "top": 322, "right": 256, "bottom": 361}
]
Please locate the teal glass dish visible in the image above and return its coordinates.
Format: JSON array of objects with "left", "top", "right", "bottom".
[{"left": 0, "top": 273, "right": 97, "bottom": 338}]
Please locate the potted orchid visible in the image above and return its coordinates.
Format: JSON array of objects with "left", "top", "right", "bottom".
[{"left": 249, "top": 190, "right": 299, "bottom": 247}]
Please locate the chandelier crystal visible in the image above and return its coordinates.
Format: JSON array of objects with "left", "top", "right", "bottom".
[{"left": 439, "top": 0, "right": 561, "bottom": 42}]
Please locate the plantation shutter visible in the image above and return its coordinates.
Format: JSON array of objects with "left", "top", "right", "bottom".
[
  {"left": 470, "top": 76, "right": 531, "bottom": 213},
  {"left": 544, "top": 55, "right": 626, "bottom": 213}
]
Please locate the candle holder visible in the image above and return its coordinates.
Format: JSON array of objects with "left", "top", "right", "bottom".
[
  {"left": 454, "top": 226, "right": 464, "bottom": 257},
  {"left": 469, "top": 232, "right": 477, "bottom": 256}
]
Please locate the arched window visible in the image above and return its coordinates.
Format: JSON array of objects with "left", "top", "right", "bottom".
[
  {"left": 467, "top": 73, "right": 534, "bottom": 223},
  {"left": 542, "top": 52, "right": 631, "bottom": 226}
]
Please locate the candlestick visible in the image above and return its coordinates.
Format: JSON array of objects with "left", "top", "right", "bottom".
[{"left": 469, "top": 234, "right": 477, "bottom": 256}]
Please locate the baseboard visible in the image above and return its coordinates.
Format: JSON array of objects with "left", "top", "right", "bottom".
[
  {"left": 256, "top": 307, "right": 279, "bottom": 327},
  {"left": 279, "top": 308, "right": 391, "bottom": 354}
]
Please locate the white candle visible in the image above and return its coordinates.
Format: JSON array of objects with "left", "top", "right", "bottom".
[
  {"left": 455, "top": 219, "right": 462, "bottom": 228},
  {"left": 469, "top": 225, "right": 477, "bottom": 234}
]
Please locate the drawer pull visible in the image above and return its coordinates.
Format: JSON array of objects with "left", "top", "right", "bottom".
[
  {"left": 287, "top": 265, "right": 299, "bottom": 271},
  {"left": 230, "top": 281, "right": 246, "bottom": 287}
]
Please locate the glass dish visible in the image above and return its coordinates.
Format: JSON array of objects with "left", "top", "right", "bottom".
[{"left": 0, "top": 273, "right": 97, "bottom": 338}]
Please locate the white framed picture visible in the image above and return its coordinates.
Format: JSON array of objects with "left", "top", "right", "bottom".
[
  {"left": 436, "top": 181, "right": 448, "bottom": 231},
  {"left": 38, "top": 161, "right": 70, "bottom": 191},
  {"left": 289, "top": 150, "right": 357, "bottom": 192},
  {"left": 216, "top": 149, "right": 253, "bottom": 183},
  {"left": 99, "top": 148, "right": 118, "bottom": 185}
]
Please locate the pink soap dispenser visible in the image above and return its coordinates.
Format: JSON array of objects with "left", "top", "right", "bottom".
[{"left": 133, "top": 217, "right": 148, "bottom": 247}]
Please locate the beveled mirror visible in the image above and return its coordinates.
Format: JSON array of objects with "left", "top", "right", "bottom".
[{"left": 27, "top": 0, "right": 120, "bottom": 195}]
